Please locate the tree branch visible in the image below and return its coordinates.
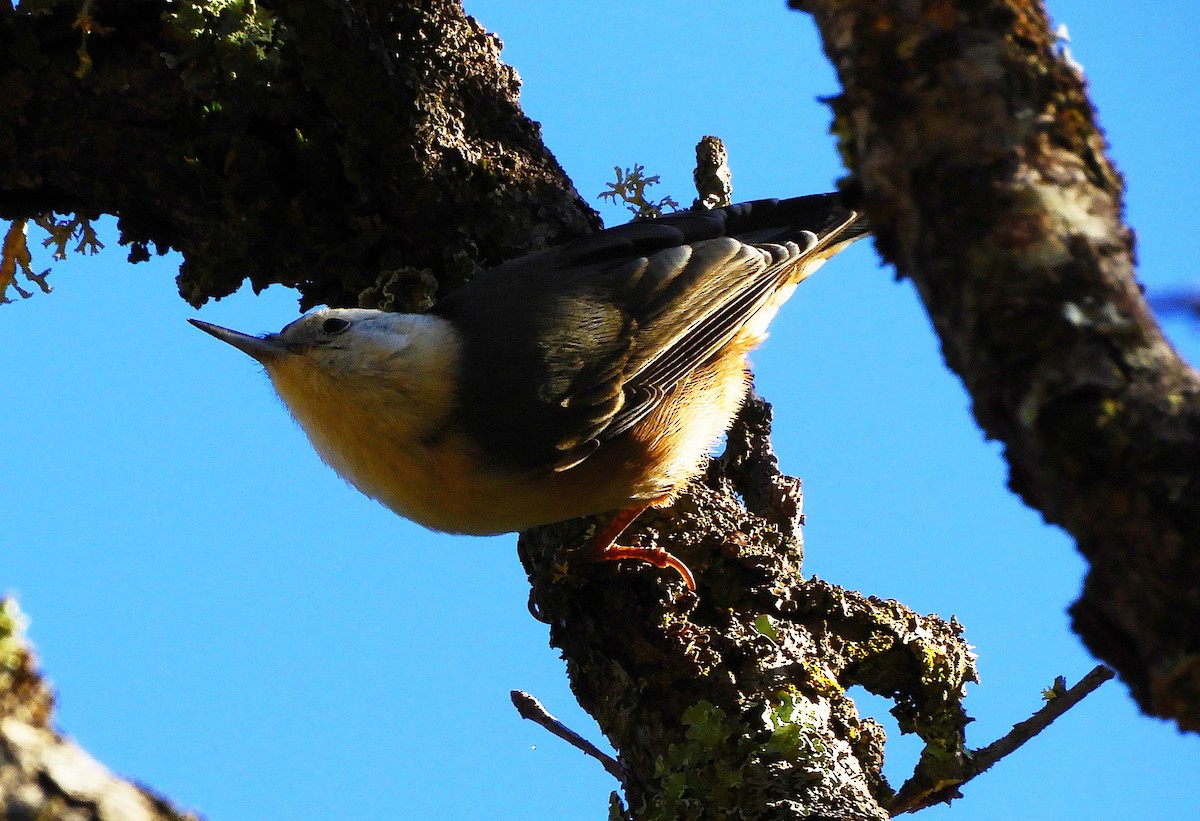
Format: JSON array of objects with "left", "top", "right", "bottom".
[
  {"left": 0, "top": 0, "right": 599, "bottom": 309},
  {"left": 889, "top": 665, "right": 1115, "bottom": 814},
  {"left": 969, "top": 665, "right": 1113, "bottom": 773},
  {"left": 510, "top": 690, "right": 626, "bottom": 782},
  {"left": 519, "top": 391, "right": 981, "bottom": 819},
  {"left": 795, "top": 0, "right": 1200, "bottom": 731}
]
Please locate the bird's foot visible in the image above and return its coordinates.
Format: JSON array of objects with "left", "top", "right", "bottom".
[
  {"left": 585, "top": 502, "right": 696, "bottom": 590},
  {"left": 594, "top": 542, "right": 696, "bottom": 591}
]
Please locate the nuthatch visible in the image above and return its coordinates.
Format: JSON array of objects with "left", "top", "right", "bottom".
[{"left": 190, "top": 194, "right": 868, "bottom": 590}]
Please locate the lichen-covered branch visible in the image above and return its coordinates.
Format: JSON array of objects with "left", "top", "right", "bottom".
[
  {"left": 793, "top": 0, "right": 1200, "bottom": 731},
  {"left": 0, "top": 0, "right": 598, "bottom": 309},
  {"left": 520, "top": 394, "right": 981, "bottom": 820}
]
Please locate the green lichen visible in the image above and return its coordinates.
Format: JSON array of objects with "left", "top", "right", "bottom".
[
  {"left": 607, "top": 791, "right": 632, "bottom": 821},
  {"left": 1, "top": 219, "right": 41, "bottom": 303},
  {"left": 166, "top": 0, "right": 280, "bottom": 56},
  {"left": 660, "top": 702, "right": 736, "bottom": 811},
  {"left": 647, "top": 701, "right": 747, "bottom": 820},
  {"left": 639, "top": 693, "right": 840, "bottom": 820},
  {"left": 0, "top": 596, "right": 54, "bottom": 727},
  {"left": 1, "top": 213, "right": 110, "bottom": 303},
  {"left": 0, "top": 597, "right": 28, "bottom": 672},
  {"left": 751, "top": 613, "right": 779, "bottom": 642},
  {"left": 36, "top": 213, "right": 103, "bottom": 259},
  {"left": 761, "top": 687, "right": 828, "bottom": 765},
  {"left": 163, "top": 0, "right": 286, "bottom": 94},
  {"left": 800, "top": 660, "right": 844, "bottom": 697}
]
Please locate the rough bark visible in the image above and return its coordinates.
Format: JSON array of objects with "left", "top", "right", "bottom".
[
  {"left": 0, "top": 0, "right": 599, "bottom": 309},
  {"left": 793, "top": 0, "right": 1200, "bottom": 731},
  {"left": 522, "top": 392, "right": 984, "bottom": 818},
  {"left": 0, "top": 0, "right": 1174, "bottom": 818}
]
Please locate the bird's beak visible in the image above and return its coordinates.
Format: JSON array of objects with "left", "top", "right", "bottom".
[{"left": 188, "top": 318, "right": 291, "bottom": 364}]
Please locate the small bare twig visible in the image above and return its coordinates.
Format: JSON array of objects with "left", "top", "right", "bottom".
[
  {"left": 510, "top": 690, "right": 625, "bottom": 782},
  {"left": 969, "top": 665, "right": 1115, "bottom": 775},
  {"left": 890, "top": 665, "right": 1115, "bottom": 815}
]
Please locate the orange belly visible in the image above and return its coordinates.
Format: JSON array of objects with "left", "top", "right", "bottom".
[
  {"left": 271, "top": 321, "right": 765, "bottom": 536},
  {"left": 413, "top": 335, "right": 757, "bottom": 535}
]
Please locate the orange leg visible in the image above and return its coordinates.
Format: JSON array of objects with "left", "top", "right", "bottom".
[{"left": 586, "top": 500, "right": 696, "bottom": 591}]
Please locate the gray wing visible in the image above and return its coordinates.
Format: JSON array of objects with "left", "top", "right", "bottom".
[
  {"left": 598, "top": 235, "right": 813, "bottom": 444},
  {"left": 434, "top": 195, "right": 865, "bottom": 473}
]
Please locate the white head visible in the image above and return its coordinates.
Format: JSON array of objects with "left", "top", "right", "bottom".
[{"left": 189, "top": 307, "right": 463, "bottom": 446}]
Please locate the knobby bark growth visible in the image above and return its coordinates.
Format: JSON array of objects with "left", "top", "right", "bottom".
[{"left": 0, "top": 1, "right": 1187, "bottom": 819}]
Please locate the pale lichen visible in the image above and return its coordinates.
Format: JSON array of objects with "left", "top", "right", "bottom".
[
  {"left": 0, "top": 219, "right": 50, "bottom": 303},
  {"left": 1, "top": 214, "right": 107, "bottom": 303},
  {"left": 598, "top": 164, "right": 680, "bottom": 219}
]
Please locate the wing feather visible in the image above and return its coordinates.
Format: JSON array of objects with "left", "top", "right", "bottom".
[{"left": 434, "top": 195, "right": 866, "bottom": 474}]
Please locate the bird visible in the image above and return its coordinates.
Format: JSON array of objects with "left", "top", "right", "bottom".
[{"left": 189, "top": 194, "right": 868, "bottom": 590}]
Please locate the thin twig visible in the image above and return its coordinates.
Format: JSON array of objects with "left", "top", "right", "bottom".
[
  {"left": 510, "top": 690, "right": 625, "bottom": 782},
  {"left": 890, "top": 665, "right": 1115, "bottom": 815},
  {"left": 969, "top": 664, "right": 1115, "bottom": 774}
]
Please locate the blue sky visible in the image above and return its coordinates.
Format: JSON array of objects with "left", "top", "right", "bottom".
[{"left": 3, "top": 1, "right": 1198, "bottom": 818}]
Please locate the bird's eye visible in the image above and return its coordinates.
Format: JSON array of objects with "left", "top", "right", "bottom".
[{"left": 322, "top": 317, "right": 351, "bottom": 335}]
